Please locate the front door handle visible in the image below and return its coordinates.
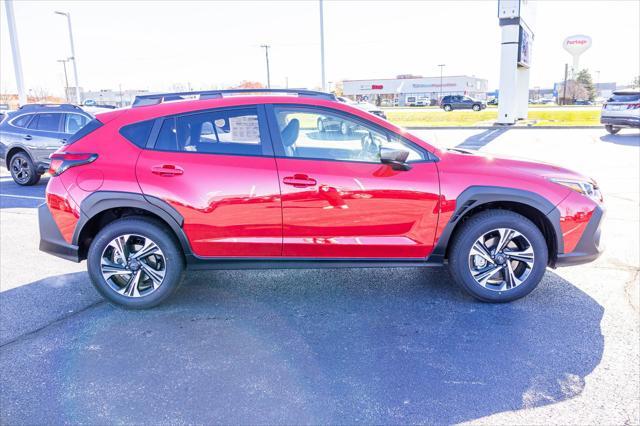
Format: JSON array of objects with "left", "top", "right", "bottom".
[
  {"left": 23, "top": 135, "right": 32, "bottom": 141},
  {"left": 151, "top": 164, "right": 184, "bottom": 177},
  {"left": 283, "top": 174, "right": 317, "bottom": 188}
]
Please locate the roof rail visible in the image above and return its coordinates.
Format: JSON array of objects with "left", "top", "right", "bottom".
[
  {"left": 132, "top": 89, "right": 336, "bottom": 107},
  {"left": 19, "top": 103, "right": 82, "bottom": 110}
]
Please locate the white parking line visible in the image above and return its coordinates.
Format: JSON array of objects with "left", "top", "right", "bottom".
[{"left": 0, "top": 194, "right": 45, "bottom": 200}]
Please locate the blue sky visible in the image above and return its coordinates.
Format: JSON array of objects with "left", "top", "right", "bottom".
[{"left": 1, "top": 0, "right": 638, "bottom": 96}]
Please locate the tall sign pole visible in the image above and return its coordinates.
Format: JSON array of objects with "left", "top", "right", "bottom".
[
  {"left": 497, "top": 0, "right": 535, "bottom": 124},
  {"left": 4, "top": 0, "right": 27, "bottom": 106},
  {"left": 260, "top": 45, "right": 271, "bottom": 88},
  {"left": 55, "top": 11, "right": 81, "bottom": 104},
  {"left": 319, "top": 0, "right": 326, "bottom": 91}
]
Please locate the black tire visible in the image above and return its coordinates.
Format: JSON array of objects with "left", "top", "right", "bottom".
[
  {"left": 87, "top": 217, "right": 184, "bottom": 309},
  {"left": 472, "top": 104, "right": 481, "bottom": 111},
  {"left": 447, "top": 210, "right": 548, "bottom": 303},
  {"left": 605, "top": 125, "right": 620, "bottom": 135},
  {"left": 9, "top": 152, "right": 41, "bottom": 186},
  {"left": 443, "top": 104, "right": 452, "bottom": 112},
  {"left": 340, "top": 121, "right": 350, "bottom": 135}
]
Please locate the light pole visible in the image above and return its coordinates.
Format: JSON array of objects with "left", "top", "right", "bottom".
[
  {"left": 319, "top": 0, "right": 326, "bottom": 91},
  {"left": 57, "top": 59, "right": 70, "bottom": 102},
  {"left": 437, "top": 64, "right": 446, "bottom": 102},
  {"left": 260, "top": 44, "right": 271, "bottom": 89},
  {"left": 4, "top": 0, "right": 27, "bottom": 106},
  {"left": 54, "top": 11, "right": 81, "bottom": 104}
]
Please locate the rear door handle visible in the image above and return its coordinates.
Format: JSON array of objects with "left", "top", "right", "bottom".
[
  {"left": 151, "top": 164, "right": 184, "bottom": 176},
  {"left": 23, "top": 135, "right": 32, "bottom": 141},
  {"left": 283, "top": 174, "right": 317, "bottom": 188}
]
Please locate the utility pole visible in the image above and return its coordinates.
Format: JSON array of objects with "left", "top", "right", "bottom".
[
  {"left": 437, "top": 64, "right": 446, "bottom": 102},
  {"left": 260, "top": 44, "right": 271, "bottom": 89},
  {"left": 562, "top": 63, "right": 568, "bottom": 106},
  {"left": 57, "top": 59, "right": 70, "bottom": 102},
  {"left": 55, "top": 11, "right": 81, "bottom": 104},
  {"left": 319, "top": 0, "right": 326, "bottom": 91},
  {"left": 5, "top": 0, "right": 27, "bottom": 106}
]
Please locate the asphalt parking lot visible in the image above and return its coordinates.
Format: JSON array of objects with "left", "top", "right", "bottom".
[{"left": 1, "top": 127, "right": 638, "bottom": 424}]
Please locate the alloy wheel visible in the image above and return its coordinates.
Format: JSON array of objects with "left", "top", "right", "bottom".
[
  {"left": 11, "top": 157, "right": 30, "bottom": 184},
  {"left": 468, "top": 227, "right": 534, "bottom": 291},
  {"left": 100, "top": 234, "right": 167, "bottom": 298}
]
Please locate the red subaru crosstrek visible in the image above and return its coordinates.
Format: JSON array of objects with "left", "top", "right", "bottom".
[{"left": 39, "top": 89, "right": 604, "bottom": 308}]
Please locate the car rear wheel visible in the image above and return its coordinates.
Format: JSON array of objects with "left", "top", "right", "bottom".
[
  {"left": 443, "top": 104, "right": 452, "bottom": 112},
  {"left": 472, "top": 104, "right": 481, "bottom": 111},
  {"left": 87, "top": 217, "right": 184, "bottom": 309},
  {"left": 605, "top": 125, "right": 621, "bottom": 135},
  {"left": 9, "top": 152, "right": 40, "bottom": 186},
  {"left": 448, "top": 210, "right": 548, "bottom": 302}
]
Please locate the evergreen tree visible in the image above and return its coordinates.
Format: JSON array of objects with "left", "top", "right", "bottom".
[{"left": 576, "top": 69, "right": 596, "bottom": 101}]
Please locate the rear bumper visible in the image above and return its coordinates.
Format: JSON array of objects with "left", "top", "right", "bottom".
[
  {"left": 38, "top": 203, "right": 81, "bottom": 262},
  {"left": 600, "top": 115, "right": 640, "bottom": 128},
  {"left": 555, "top": 205, "right": 605, "bottom": 267}
]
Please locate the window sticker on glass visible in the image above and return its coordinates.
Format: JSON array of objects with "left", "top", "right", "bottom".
[{"left": 227, "top": 115, "right": 260, "bottom": 144}]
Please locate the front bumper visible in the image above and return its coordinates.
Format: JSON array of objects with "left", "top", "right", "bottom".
[
  {"left": 600, "top": 115, "right": 640, "bottom": 128},
  {"left": 38, "top": 203, "right": 81, "bottom": 262},
  {"left": 555, "top": 205, "right": 605, "bottom": 267}
]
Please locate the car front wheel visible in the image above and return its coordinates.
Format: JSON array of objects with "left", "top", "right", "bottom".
[
  {"left": 448, "top": 210, "right": 548, "bottom": 302},
  {"left": 605, "top": 125, "right": 621, "bottom": 135},
  {"left": 472, "top": 104, "right": 481, "bottom": 111},
  {"left": 9, "top": 152, "right": 41, "bottom": 186},
  {"left": 87, "top": 217, "right": 184, "bottom": 309}
]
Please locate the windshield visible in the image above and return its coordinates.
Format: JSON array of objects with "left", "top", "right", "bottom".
[{"left": 609, "top": 93, "right": 640, "bottom": 102}]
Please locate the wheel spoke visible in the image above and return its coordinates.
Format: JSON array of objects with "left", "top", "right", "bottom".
[
  {"left": 504, "top": 261, "right": 521, "bottom": 289},
  {"left": 109, "top": 235, "right": 130, "bottom": 261},
  {"left": 140, "top": 262, "right": 165, "bottom": 288},
  {"left": 495, "top": 228, "right": 518, "bottom": 254},
  {"left": 118, "top": 269, "right": 142, "bottom": 297},
  {"left": 472, "top": 264, "right": 504, "bottom": 286},
  {"left": 101, "top": 259, "right": 132, "bottom": 279},
  {"left": 470, "top": 239, "right": 495, "bottom": 265},
  {"left": 504, "top": 247, "right": 534, "bottom": 267},
  {"left": 130, "top": 238, "right": 160, "bottom": 260}
]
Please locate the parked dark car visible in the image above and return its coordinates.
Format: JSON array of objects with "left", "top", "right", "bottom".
[
  {"left": 319, "top": 99, "right": 387, "bottom": 134},
  {"left": 601, "top": 91, "right": 640, "bottom": 134},
  {"left": 0, "top": 104, "right": 93, "bottom": 185},
  {"left": 487, "top": 98, "right": 498, "bottom": 106},
  {"left": 441, "top": 95, "right": 486, "bottom": 112}
]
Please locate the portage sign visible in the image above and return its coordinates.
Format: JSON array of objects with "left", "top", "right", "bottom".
[{"left": 563, "top": 35, "right": 592, "bottom": 74}]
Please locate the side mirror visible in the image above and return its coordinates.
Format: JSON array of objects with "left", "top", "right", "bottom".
[{"left": 380, "top": 146, "right": 411, "bottom": 171}]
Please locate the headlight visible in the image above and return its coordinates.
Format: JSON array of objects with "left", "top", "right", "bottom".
[{"left": 549, "top": 178, "right": 602, "bottom": 201}]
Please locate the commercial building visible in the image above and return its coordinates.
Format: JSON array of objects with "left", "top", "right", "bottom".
[
  {"left": 342, "top": 75, "right": 489, "bottom": 106},
  {"left": 81, "top": 89, "right": 151, "bottom": 108}
]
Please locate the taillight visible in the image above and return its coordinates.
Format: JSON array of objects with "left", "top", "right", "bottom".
[
  {"left": 48, "top": 152, "right": 98, "bottom": 176},
  {"left": 627, "top": 103, "right": 640, "bottom": 109}
]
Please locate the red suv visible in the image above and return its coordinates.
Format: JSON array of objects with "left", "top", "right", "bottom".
[{"left": 38, "top": 89, "right": 604, "bottom": 308}]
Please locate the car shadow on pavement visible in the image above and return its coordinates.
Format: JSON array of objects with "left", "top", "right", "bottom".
[
  {"left": 0, "top": 175, "right": 48, "bottom": 209},
  {"left": 0, "top": 267, "right": 604, "bottom": 424},
  {"left": 599, "top": 132, "right": 640, "bottom": 147},
  {"left": 455, "top": 128, "right": 509, "bottom": 150}
]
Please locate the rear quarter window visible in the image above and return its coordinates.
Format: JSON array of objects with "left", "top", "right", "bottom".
[
  {"left": 119, "top": 120, "right": 155, "bottom": 148},
  {"left": 610, "top": 94, "right": 640, "bottom": 103},
  {"left": 11, "top": 114, "right": 33, "bottom": 128},
  {"left": 66, "top": 118, "right": 103, "bottom": 145}
]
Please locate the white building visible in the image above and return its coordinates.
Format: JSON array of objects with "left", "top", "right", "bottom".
[
  {"left": 81, "top": 89, "right": 151, "bottom": 108},
  {"left": 342, "top": 75, "right": 489, "bottom": 106}
]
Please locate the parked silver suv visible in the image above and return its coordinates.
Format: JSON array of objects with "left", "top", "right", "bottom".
[
  {"left": 601, "top": 91, "right": 640, "bottom": 134},
  {"left": 0, "top": 104, "right": 92, "bottom": 185}
]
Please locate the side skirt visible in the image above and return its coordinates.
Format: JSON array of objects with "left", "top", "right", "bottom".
[{"left": 185, "top": 255, "right": 444, "bottom": 270}]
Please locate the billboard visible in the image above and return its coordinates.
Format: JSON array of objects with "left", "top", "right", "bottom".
[{"left": 518, "top": 25, "right": 532, "bottom": 68}]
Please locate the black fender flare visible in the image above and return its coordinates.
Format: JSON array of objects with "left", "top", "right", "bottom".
[
  {"left": 73, "top": 191, "right": 193, "bottom": 257},
  {"left": 428, "top": 185, "right": 563, "bottom": 263}
]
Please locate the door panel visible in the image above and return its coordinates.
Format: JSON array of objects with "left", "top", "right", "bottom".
[
  {"left": 136, "top": 151, "right": 282, "bottom": 257},
  {"left": 135, "top": 106, "right": 282, "bottom": 257},
  {"left": 276, "top": 158, "right": 440, "bottom": 258}
]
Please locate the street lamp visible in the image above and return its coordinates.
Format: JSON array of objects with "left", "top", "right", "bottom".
[
  {"left": 319, "top": 0, "right": 326, "bottom": 91},
  {"left": 260, "top": 44, "right": 271, "bottom": 89},
  {"left": 437, "top": 64, "right": 446, "bottom": 102},
  {"left": 54, "top": 11, "right": 81, "bottom": 104},
  {"left": 57, "top": 58, "right": 70, "bottom": 102}
]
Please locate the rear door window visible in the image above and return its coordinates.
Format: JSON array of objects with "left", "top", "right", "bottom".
[
  {"left": 154, "top": 107, "right": 266, "bottom": 156},
  {"left": 28, "top": 113, "right": 62, "bottom": 132}
]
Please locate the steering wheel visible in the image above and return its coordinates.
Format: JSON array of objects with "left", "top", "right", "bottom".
[{"left": 359, "top": 133, "right": 380, "bottom": 160}]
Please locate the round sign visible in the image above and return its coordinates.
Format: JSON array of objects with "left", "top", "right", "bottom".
[{"left": 563, "top": 35, "right": 592, "bottom": 56}]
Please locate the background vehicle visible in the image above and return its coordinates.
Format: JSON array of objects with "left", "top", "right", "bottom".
[
  {"left": 38, "top": 89, "right": 604, "bottom": 309},
  {"left": 574, "top": 99, "right": 594, "bottom": 106},
  {"left": 601, "top": 91, "right": 640, "bottom": 134},
  {"left": 441, "top": 95, "right": 486, "bottom": 112},
  {"left": 488, "top": 98, "right": 498, "bottom": 106},
  {"left": 0, "top": 104, "right": 93, "bottom": 185},
  {"left": 405, "top": 96, "right": 430, "bottom": 107}
]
